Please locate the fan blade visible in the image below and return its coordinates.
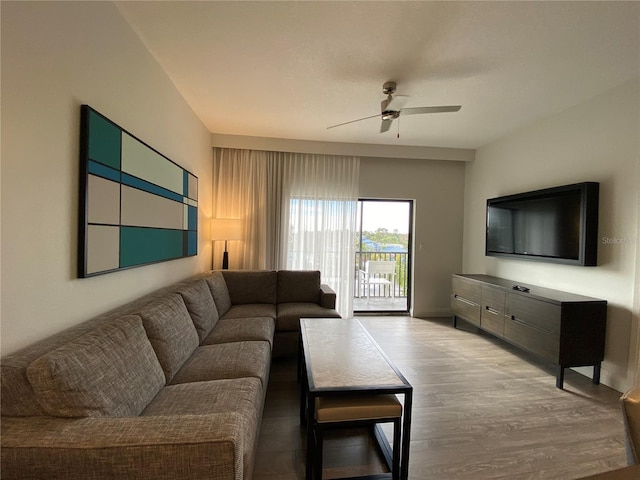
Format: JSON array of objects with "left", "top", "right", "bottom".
[
  {"left": 381, "top": 95, "right": 407, "bottom": 113},
  {"left": 400, "top": 105, "right": 461, "bottom": 115},
  {"left": 380, "top": 118, "right": 393, "bottom": 133},
  {"left": 326, "top": 113, "right": 381, "bottom": 129}
]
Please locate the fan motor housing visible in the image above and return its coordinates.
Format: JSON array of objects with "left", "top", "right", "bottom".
[{"left": 382, "top": 81, "right": 397, "bottom": 95}]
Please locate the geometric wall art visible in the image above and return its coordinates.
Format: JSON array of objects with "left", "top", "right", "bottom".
[{"left": 78, "top": 105, "right": 198, "bottom": 277}]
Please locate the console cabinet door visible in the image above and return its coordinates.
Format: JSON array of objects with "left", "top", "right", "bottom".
[
  {"left": 481, "top": 285, "right": 506, "bottom": 337},
  {"left": 451, "top": 276, "right": 482, "bottom": 326}
]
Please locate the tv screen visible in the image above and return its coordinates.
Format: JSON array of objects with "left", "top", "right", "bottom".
[{"left": 485, "top": 182, "right": 599, "bottom": 266}]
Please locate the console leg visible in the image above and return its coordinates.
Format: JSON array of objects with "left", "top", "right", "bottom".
[
  {"left": 452, "top": 315, "right": 457, "bottom": 328},
  {"left": 556, "top": 365, "right": 564, "bottom": 389},
  {"left": 593, "top": 363, "right": 601, "bottom": 385}
]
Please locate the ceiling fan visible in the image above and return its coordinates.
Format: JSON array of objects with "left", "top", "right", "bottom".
[{"left": 327, "top": 81, "right": 461, "bottom": 133}]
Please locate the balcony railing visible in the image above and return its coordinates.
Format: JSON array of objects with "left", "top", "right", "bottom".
[{"left": 353, "top": 251, "right": 409, "bottom": 299}]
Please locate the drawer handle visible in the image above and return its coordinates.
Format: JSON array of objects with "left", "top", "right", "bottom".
[
  {"left": 454, "top": 295, "right": 477, "bottom": 307},
  {"left": 485, "top": 306, "right": 500, "bottom": 315},
  {"left": 510, "top": 315, "right": 553, "bottom": 335}
]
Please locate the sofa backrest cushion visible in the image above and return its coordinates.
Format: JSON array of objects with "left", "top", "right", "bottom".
[
  {"left": 139, "top": 293, "right": 200, "bottom": 383},
  {"left": 177, "top": 279, "right": 219, "bottom": 343},
  {"left": 26, "top": 315, "right": 165, "bottom": 418},
  {"left": 223, "top": 270, "right": 277, "bottom": 305},
  {"left": 277, "top": 270, "right": 321, "bottom": 304},
  {"left": 205, "top": 271, "right": 232, "bottom": 317}
]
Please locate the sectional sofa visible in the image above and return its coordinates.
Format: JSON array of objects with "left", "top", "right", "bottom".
[{"left": 1, "top": 269, "right": 340, "bottom": 480}]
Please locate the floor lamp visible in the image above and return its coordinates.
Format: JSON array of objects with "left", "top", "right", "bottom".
[{"left": 211, "top": 218, "right": 242, "bottom": 269}]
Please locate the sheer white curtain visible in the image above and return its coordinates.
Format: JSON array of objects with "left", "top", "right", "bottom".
[
  {"left": 278, "top": 153, "right": 359, "bottom": 318},
  {"left": 213, "top": 147, "right": 359, "bottom": 317}
]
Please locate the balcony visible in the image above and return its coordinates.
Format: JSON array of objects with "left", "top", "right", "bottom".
[{"left": 353, "top": 251, "right": 409, "bottom": 312}]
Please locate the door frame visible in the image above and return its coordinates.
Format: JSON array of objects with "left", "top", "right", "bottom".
[{"left": 354, "top": 198, "right": 413, "bottom": 315}]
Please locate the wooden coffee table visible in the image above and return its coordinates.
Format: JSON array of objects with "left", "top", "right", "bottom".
[{"left": 299, "top": 318, "right": 413, "bottom": 480}]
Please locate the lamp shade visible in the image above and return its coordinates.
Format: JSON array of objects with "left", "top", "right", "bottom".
[{"left": 211, "top": 218, "right": 242, "bottom": 241}]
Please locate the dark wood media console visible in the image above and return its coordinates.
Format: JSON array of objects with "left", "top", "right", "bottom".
[{"left": 451, "top": 274, "right": 607, "bottom": 389}]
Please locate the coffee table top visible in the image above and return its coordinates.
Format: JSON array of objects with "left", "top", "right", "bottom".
[{"left": 300, "top": 318, "right": 411, "bottom": 392}]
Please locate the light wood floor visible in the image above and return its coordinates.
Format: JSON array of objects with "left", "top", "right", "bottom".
[{"left": 253, "top": 316, "right": 628, "bottom": 480}]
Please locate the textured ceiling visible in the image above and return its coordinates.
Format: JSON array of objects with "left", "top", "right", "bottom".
[{"left": 117, "top": 1, "right": 640, "bottom": 150}]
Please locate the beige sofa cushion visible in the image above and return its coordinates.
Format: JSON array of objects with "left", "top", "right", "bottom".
[
  {"left": 26, "top": 315, "right": 165, "bottom": 418},
  {"left": 177, "top": 279, "right": 219, "bottom": 342},
  {"left": 142, "top": 377, "right": 263, "bottom": 478},
  {"left": 203, "top": 317, "right": 275, "bottom": 347},
  {"left": 277, "top": 270, "right": 321, "bottom": 304},
  {"left": 222, "top": 303, "right": 277, "bottom": 320},
  {"left": 205, "top": 271, "right": 232, "bottom": 317},
  {"left": 277, "top": 302, "right": 341, "bottom": 331},
  {"left": 171, "top": 342, "right": 271, "bottom": 388},
  {"left": 139, "top": 293, "right": 200, "bottom": 383}
]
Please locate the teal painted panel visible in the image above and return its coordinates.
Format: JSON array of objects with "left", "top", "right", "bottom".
[
  {"left": 88, "top": 110, "right": 121, "bottom": 169},
  {"left": 188, "top": 205, "right": 197, "bottom": 231},
  {"left": 187, "top": 231, "right": 197, "bottom": 256},
  {"left": 120, "top": 227, "right": 183, "bottom": 268}
]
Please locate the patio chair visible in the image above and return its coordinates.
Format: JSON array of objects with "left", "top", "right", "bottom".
[{"left": 360, "top": 260, "right": 396, "bottom": 300}]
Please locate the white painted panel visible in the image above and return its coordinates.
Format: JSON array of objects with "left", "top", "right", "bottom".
[
  {"left": 188, "top": 173, "right": 197, "bottom": 200},
  {"left": 121, "top": 185, "right": 184, "bottom": 229},
  {"left": 121, "top": 133, "right": 183, "bottom": 194},
  {"left": 87, "top": 225, "right": 119, "bottom": 274},
  {"left": 87, "top": 174, "right": 120, "bottom": 224}
]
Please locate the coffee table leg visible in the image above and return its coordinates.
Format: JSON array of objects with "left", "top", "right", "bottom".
[
  {"left": 300, "top": 358, "right": 308, "bottom": 425},
  {"left": 306, "top": 392, "right": 315, "bottom": 480},
  {"left": 401, "top": 389, "right": 413, "bottom": 480}
]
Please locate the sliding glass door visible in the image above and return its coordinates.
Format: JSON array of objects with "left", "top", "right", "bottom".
[{"left": 354, "top": 199, "right": 412, "bottom": 314}]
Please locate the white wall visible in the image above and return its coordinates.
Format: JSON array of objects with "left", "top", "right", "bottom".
[
  {"left": 1, "top": 2, "right": 213, "bottom": 355},
  {"left": 463, "top": 79, "right": 640, "bottom": 392},
  {"left": 359, "top": 157, "right": 466, "bottom": 317}
]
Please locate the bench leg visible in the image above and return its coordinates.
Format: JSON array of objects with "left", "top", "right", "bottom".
[
  {"left": 392, "top": 417, "right": 401, "bottom": 480},
  {"left": 314, "top": 425, "right": 323, "bottom": 480}
]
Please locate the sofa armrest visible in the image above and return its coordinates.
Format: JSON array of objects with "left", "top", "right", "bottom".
[
  {"left": 319, "top": 284, "right": 337, "bottom": 309},
  {"left": 1, "top": 413, "right": 244, "bottom": 480}
]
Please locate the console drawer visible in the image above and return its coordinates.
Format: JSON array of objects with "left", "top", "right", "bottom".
[
  {"left": 504, "top": 317, "right": 560, "bottom": 363},
  {"left": 451, "top": 294, "right": 481, "bottom": 326},
  {"left": 481, "top": 307, "right": 504, "bottom": 337},
  {"left": 452, "top": 276, "right": 482, "bottom": 304},
  {"left": 482, "top": 285, "right": 506, "bottom": 311},
  {"left": 506, "top": 294, "right": 561, "bottom": 335},
  {"left": 451, "top": 275, "right": 482, "bottom": 326},
  {"left": 481, "top": 286, "right": 505, "bottom": 337}
]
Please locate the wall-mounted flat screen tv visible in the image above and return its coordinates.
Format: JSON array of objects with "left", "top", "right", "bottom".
[{"left": 485, "top": 182, "right": 599, "bottom": 266}]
